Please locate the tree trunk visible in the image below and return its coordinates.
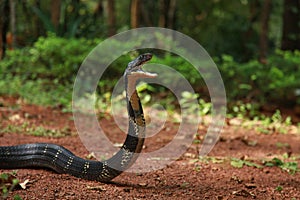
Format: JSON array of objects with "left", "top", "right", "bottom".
[
  {"left": 32, "top": 0, "right": 45, "bottom": 38},
  {"left": 140, "top": 0, "right": 152, "bottom": 26},
  {"left": 51, "top": 0, "right": 61, "bottom": 31},
  {"left": 158, "top": 0, "right": 166, "bottom": 27},
  {"left": 167, "top": 0, "right": 176, "bottom": 29},
  {"left": 158, "top": 0, "right": 177, "bottom": 29},
  {"left": 242, "top": 0, "right": 259, "bottom": 61},
  {"left": 281, "top": 0, "right": 300, "bottom": 51},
  {"left": 107, "top": 0, "right": 116, "bottom": 36},
  {"left": 94, "top": 0, "right": 103, "bottom": 19},
  {"left": 9, "top": 0, "right": 16, "bottom": 49},
  {"left": 131, "top": 0, "right": 140, "bottom": 28},
  {"left": 0, "top": 0, "right": 9, "bottom": 59},
  {"left": 259, "top": 0, "right": 271, "bottom": 64}
]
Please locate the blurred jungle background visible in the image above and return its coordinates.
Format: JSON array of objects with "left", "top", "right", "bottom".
[{"left": 0, "top": 0, "right": 299, "bottom": 122}]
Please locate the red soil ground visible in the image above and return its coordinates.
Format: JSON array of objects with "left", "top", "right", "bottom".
[{"left": 0, "top": 96, "right": 299, "bottom": 199}]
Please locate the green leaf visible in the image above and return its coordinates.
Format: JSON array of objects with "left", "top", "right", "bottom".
[
  {"left": 0, "top": 173, "right": 8, "bottom": 180},
  {"left": 14, "top": 195, "right": 22, "bottom": 200},
  {"left": 12, "top": 178, "right": 19, "bottom": 186},
  {"left": 31, "top": 6, "right": 55, "bottom": 32},
  {"left": 231, "top": 158, "right": 262, "bottom": 169},
  {"left": 230, "top": 159, "right": 244, "bottom": 168},
  {"left": 238, "top": 84, "right": 252, "bottom": 90},
  {"left": 243, "top": 160, "right": 263, "bottom": 168},
  {"left": 275, "top": 185, "right": 283, "bottom": 192},
  {"left": 272, "top": 158, "right": 284, "bottom": 166}
]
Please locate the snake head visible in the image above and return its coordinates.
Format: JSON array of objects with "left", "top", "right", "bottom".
[{"left": 125, "top": 53, "right": 157, "bottom": 78}]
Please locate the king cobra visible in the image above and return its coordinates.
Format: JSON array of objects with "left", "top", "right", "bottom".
[{"left": 0, "top": 53, "right": 157, "bottom": 182}]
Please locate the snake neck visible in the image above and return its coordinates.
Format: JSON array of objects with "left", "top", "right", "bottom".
[
  {"left": 124, "top": 75, "right": 146, "bottom": 148},
  {"left": 125, "top": 76, "right": 144, "bottom": 118}
]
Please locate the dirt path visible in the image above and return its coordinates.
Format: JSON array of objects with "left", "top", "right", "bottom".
[{"left": 0, "top": 97, "right": 300, "bottom": 199}]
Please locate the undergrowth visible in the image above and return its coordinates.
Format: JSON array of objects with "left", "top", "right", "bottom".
[
  {"left": 0, "top": 122, "right": 72, "bottom": 137},
  {"left": 196, "top": 155, "right": 299, "bottom": 175},
  {"left": 0, "top": 35, "right": 299, "bottom": 110},
  {"left": 0, "top": 172, "right": 22, "bottom": 200}
]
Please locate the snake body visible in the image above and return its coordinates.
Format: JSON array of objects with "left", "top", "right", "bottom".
[{"left": 0, "top": 53, "right": 156, "bottom": 182}]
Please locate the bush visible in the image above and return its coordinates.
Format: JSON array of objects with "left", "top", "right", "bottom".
[
  {"left": 0, "top": 35, "right": 141, "bottom": 107},
  {"left": 0, "top": 35, "right": 299, "bottom": 108},
  {"left": 0, "top": 35, "right": 102, "bottom": 107},
  {"left": 0, "top": 34, "right": 102, "bottom": 83},
  {"left": 217, "top": 50, "right": 300, "bottom": 106}
]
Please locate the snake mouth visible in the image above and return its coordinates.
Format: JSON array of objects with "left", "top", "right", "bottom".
[
  {"left": 126, "top": 53, "right": 157, "bottom": 78},
  {"left": 131, "top": 65, "right": 157, "bottom": 78}
]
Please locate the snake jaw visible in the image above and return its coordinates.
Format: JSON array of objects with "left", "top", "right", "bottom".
[{"left": 130, "top": 68, "right": 157, "bottom": 79}]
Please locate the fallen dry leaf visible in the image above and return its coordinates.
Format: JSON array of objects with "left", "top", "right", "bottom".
[{"left": 19, "top": 179, "right": 30, "bottom": 189}]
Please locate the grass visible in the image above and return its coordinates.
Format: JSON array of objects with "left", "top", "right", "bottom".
[
  {"left": 230, "top": 158, "right": 263, "bottom": 169},
  {"left": 264, "top": 157, "right": 299, "bottom": 174},
  {"left": 229, "top": 109, "right": 300, "bottom": 135},
  {"left": 275, "top": 142, "right": 291, "bottom": 149},
  {"left": 0, "top": 73, "right": 298, "bottom": 133},
  {"left": 0, "top": 76, "right": 72, "bottom": 109},
  {"left": 275, "top": 185, "right": 283, "bottom": 192},
  {"left": 0, "top": 122, "right": 73, "bottom": 137},
  {"left": 196, "top": 156, "right": 300, "bottom": 174}
]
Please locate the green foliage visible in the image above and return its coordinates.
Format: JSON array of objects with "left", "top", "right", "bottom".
[
  {"left": 152, "top": 54, "right": 202, "bottom": 86},
  {"left": 0, "top": 76, "right": 72, "bottom": 107},
  {"left": 264, "top": 157, "right": 299, "bottom": 174},
  {"left": 229, "top": 108, "right": 298, "bottom": 135},
  {"left": 0, "top": 34, "right": 299, "bottom": 112},
  {"left": 0, "top": 172, "right": 21, "bottom": 200},
  {"left": 1, "top": 34, "right": 101, "bottom": 82},
  {"left": 178, "top": 91, "right": 212, "bottom": 116},
  {"left": 229, "top": 157, "right": 299, "bottom": 174},
  {"left": 230, "top": 158, "right": 263, "bottom": 169},
  {"left": 197, "top": 156, "right": 225, "bottom": 164},
  {"left": 218, "top": 50, "right": 300, "bottom": 106},
  {"left": 275, "top": 185, "right": 283, "bottom": 192},
  {"left": 9, "top": 1, "right": 288, "bottom": 61},
  {"left": 1, "top": 121, "right": 72, "bottom": 137},
  {"left": 177, "top": 0, "right": 261, "bottom": 61},
  {"left": 197, "top": 156, "right": 299, "bottom": 175},
  {"left": 28, "top": 0, "right": 106, "bottom": 38},
  {"left": 275, "top": 142, "right": 291, "bottom": 149},
  {"left": 254, "top": 110, "right": 295, "bottom": 134},
  {"left": 0, "top": 35, "right": 101, "bottom": 107},
  {"left": 180, "top": 91, "right": 200, "bottom": 114},
  {"left": 228, "top": 102, "right": 260, "bottom": 119}
]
